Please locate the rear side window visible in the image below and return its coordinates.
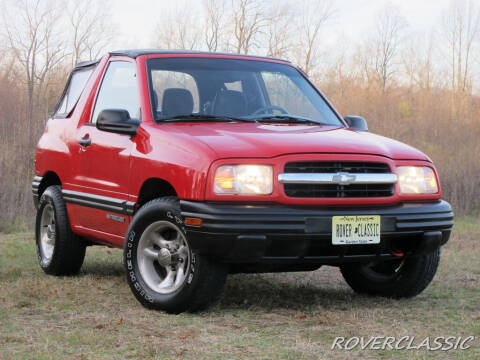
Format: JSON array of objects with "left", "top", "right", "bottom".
[
  {"left": 54, "top": 67, "right": 94, "bottom": 118},
  {"left": 91, "top": 61, "right": 140, "bottom": 123}
]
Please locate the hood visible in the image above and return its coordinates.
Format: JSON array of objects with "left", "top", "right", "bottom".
[{"left": 162, "top": 122, "right": 430, "bottom": 161}]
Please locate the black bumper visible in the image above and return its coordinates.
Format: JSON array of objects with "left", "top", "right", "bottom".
[{"left": 180, "top": 200, "right": 453, "bottom": 264}]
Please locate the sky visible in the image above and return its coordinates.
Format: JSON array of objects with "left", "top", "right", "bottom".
[{"left": 109, "top": 0, "right": 453, "bottom": 50}]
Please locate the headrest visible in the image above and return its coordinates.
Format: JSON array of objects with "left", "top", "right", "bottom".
[
  {"left": 212, "top": 90, "right": 246, "bottom": 117},
  {"left": 162, "top": 88, "right": 194, "bottom": 117}
]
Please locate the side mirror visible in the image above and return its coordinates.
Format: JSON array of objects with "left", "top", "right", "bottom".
[
  {"left": 96, "top": 109, "right": 139, "bottom": 136},
  {"left": 344, "top": 116, "right": 368, "bottom": 131}
]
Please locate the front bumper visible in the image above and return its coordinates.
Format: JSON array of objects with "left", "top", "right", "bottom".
[{"left": 180, "top": 200, "right": 453, "bottom": 264}]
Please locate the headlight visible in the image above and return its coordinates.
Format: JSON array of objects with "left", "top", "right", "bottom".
[
  {"left": 396, "top": 166, "right": 438, "bottom": 194},
  {"left": 214, "top": 165, "right": 273, "bottom": 195}
]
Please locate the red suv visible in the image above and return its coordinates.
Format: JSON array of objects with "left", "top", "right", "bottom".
[{"left": 33, "top": 50, "right": 453, "bottom": 313}]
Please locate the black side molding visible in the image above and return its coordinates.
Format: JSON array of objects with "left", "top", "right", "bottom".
[
  {"left": 31, "top": 177, "right": 135, "bottom": 215},
  {"left": 62, "top": 189, "right": 135, "bottom": 215}
]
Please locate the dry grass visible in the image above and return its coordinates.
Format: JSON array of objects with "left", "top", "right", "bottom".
[{"left": 0, "top": 217, "right": 479, "bottom": 359}]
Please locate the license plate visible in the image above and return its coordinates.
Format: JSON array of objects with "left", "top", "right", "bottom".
[{"left": 332, "top": 215, "right": 381, "bottom": 245}]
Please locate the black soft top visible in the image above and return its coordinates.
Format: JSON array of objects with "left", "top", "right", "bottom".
[
  {"left": 109, "top": 49, "right": 290, "bottom": 63},
  {"left": 74, "top": 59, "right": 99, "bottom": 69}
]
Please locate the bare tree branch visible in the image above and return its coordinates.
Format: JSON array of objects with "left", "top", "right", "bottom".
[
  {"left": 66, "top": 0, "right": 113, "bottom": 65},
  {"left": 265, "top": 2, "right": 292, "bottom": 58},
  {"left": 441, "top": 0, "right": 480, "bottom": 95},
  {"left": 231, "top": 0, "right": 266, "bottom": 54},
  {"left": 203, "top": 0, "right": 227, "bottom": 52},
  {"left": 363, "top": 5, "right": 407, "bottom": 92},
  {"left": 154, "top": 2, "right": 202, "bottom": 50},
  {"left": 1, "top": 0, "right": 66, "bottom": 143},
  {"left": 295, "top": 0, "right": 335, "bottom": 75}
]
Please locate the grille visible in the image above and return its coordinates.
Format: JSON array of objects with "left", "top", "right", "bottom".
[
  {"left": 284, "top": 161, "right": 391, "bottom": 174},
  {"left": 283, "top": 162, "right": 394, "bottom": 198}
]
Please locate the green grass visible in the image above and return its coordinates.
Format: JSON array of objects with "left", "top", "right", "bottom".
[{"left": 0, "top": 218, "right": 479, "bottom": 359}]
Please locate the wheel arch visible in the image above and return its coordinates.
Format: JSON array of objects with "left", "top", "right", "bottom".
[
  {"left": 136, "top": 178, "right": 178, "bottom": 209},
  {"left": 38, "top": 171, "right": 62, "bottom": 198}
]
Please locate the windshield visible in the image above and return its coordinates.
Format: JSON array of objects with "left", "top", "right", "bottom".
[{"left": 147, "top": 57, "right": 343, "bottom": 126}]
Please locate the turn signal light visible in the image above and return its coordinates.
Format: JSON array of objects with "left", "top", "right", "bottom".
[{"left": 184, "top": 217, "right": 202, "bottom": 226}]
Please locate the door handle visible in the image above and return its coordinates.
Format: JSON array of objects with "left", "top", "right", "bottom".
[{"left": 79, "top": 135, "right": 91, "bottom": 147}]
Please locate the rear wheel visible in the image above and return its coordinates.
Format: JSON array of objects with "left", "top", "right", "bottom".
[
  {"left": 340, "top": 250, "right": 440, "bottom": 298},
  {"left": 35, "top": 185, "right": 86, "bottom": 275},
  {"left": 124, "top": 197, "right": 227, "bottom": 313}
]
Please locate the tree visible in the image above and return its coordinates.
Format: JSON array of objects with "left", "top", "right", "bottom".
[
  {"left": 295, "top": 0, "right": 335, "bottom": 75},
  {"left": 204, "top": 0, "right": 227, "bottom": 52},
  {"left": 403, "top": 33, "right": 436, "bottom": 91},
  {"left": 441, "top": 0, "right": 480, "bottom": 96},
  {"left": 265, "top": 2, "right": 292, "bottom": 58},
  {"left": 369, "top": 5, "right": 407, "bottom": 91},
  {"left": 231, "top": 0, "right": 265, "bottom": 54},
  {"left": 154, "top": 2, "right": 202, "bottom": 50},
  {"left": 67, "top": 0, "right": 113, "bottom": 65},
  {"left": 1, "top": 0, "right": 66, "bottom": 143}
]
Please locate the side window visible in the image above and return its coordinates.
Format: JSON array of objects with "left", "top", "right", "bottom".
[
  {"left": 54, "top": 67, "right": 94, "bottom": 117},
  {"left": 224, "top": 80, "right": 242, "bottom": 92},
  {"left": 91, "top": 61, "right": 140, "bottom": 123},
  {"left": 150, "top": 71, "right": 199, "bottom": 114}
]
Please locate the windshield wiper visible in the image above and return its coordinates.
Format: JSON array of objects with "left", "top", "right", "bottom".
[
  {"left": 250, "top": 114, "right": 328, "bottom": 125},
  {"left": 158, "top": 114, "right": 256, "bottom": 123}
]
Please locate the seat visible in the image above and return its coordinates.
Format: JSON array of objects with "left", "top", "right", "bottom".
[
  {"left": 161, "top": 88, "right": 194, "bottom": 117},
  {"left": 212, "top": 90, "right": 247, "bottom": 117}
]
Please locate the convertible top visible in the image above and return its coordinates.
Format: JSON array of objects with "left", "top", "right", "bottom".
[
  {"left": 74, "top": 60, "right": 99, "bottom": 69},
  {"left": 109, "top": 49, "right": 290, "bottom": 63}
]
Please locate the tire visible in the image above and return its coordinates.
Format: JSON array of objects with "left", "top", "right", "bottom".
[
  {"left": 340, "top": 250, "right": 441, "bottom": 298},
  {"left": 35, "top": 185, "right": 86, "bottom": 275},
  {"left": 124, "top": 197, "right": 227, "bottom": 314}
]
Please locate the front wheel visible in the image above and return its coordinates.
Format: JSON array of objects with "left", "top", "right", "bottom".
[
  {"left": 340, "top": 250, "right": 440, "bottom": 298},
  {"left": 124, "top": 197, "right": 227, "bottom": 313}
]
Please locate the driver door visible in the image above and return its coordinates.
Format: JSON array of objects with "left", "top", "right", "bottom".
[{"left": 70, "top": 60, "right": 140, "bottom": 241}]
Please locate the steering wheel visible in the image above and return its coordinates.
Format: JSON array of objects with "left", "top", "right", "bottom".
[{"left": 252, "top": 105, "right": 289, "bottom": 115}]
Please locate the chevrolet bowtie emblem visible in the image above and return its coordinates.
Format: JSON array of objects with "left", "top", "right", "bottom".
[{"left": 332, "top": 172, "right": 356, "bottom": 185}]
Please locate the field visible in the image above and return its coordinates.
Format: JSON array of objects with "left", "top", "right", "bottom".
[{"left": 0, "top": 217, "right": 479, "bottom": 360}]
